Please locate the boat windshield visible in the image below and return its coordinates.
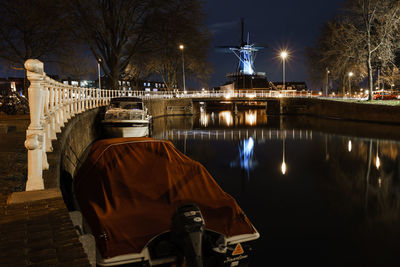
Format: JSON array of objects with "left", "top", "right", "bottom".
[{"left": 111, "top": 102, "right": 143, "bottom": 110}]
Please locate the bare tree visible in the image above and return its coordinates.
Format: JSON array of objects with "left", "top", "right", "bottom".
[
  {"left": 57, "top": 46, "right": 98, "bottom": 83},
  {"left": 67, "top": 0, "right": 153, "bottom": 90},
  {"left": 344, "top": 0, "right": 400, "bottom": 99},
  {"left": 142, "top": 0, "right": 212, "bottom": 91},
  {"left": 0, "top": 0, "right": 73, "bottom": 95}
]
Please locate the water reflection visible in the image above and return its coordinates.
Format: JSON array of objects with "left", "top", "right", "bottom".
[
  {"left": 218, "top": 111, "right": 233, "bottom": 126},
  {"left": 281, "top": 137, "right": 287, "bottom": 175},
  {"left": 151, "top": 109, "right": 400, "bottom": 266},
  {"left": 230, "top": 137, "right": 256, "bottom": 180}
]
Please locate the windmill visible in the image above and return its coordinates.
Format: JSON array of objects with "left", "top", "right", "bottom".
[{"left": 217, "top": 18, "right": 269, "bottom": 89}]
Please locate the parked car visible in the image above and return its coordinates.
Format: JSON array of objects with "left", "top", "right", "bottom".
[{"left": 373, "top": 91, "right": 398, "bottom": 100}]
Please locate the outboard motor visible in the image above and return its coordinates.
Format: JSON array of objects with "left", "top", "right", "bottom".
[{"left": 171, "top": 203, "right": 205, "bottom": 267}]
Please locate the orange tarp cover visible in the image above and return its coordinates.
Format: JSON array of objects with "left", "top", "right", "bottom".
[{"left": 74, "top": 137, "right": 256, "bottom": 259}]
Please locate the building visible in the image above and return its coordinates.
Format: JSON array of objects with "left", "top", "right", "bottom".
[{"left": 272, "top": 82, "right": 308, "bottom": 91}]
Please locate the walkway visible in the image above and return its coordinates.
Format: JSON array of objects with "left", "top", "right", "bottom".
[{"left": 0, "top": 114, "right": 91, "bottom": 267}]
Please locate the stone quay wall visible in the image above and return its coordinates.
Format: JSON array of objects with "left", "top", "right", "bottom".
[{"left": 274, "top": 98, "right": 400, "bottom": 124}]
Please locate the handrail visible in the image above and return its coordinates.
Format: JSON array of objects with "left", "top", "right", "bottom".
[{"left": 24, "top": 59, "right": 116, "bottom": 190}]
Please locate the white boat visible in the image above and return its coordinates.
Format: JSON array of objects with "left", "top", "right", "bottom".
[{"left": 101, "top": 97, "right": 152, "bottom": 137}]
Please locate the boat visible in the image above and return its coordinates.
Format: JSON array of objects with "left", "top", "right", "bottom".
[
  {"left": 101, "top": 97, "right": 152, "bottom": 137},
  {"left": 73, "top": 137, "right": 259, "bottom": 266}
]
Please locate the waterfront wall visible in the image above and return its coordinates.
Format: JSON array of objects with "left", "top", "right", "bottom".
[
  {"left": 278, "top": 98, "right": 400, "bottom": 124},
  {"left": 145, "top": 98, "right": 193, "bottom": 118}
]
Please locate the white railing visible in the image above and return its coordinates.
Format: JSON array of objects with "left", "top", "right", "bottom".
[
  {"left": 24, "top": 59, "right": 119, "bottom": 190},
  {"left": 130, "top": 89, "right": 314, "bottom": 99}
]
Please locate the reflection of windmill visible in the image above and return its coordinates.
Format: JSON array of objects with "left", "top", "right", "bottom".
[
  {"left": 217, "top": 18, "right": 269, "bottom": 89},
  {"left": 230, "top": 137, "right": 257, "bottom": 182}
]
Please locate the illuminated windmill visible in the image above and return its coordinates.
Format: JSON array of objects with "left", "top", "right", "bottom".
[{"left": 217, "top": 18, "right": 269, "bottom": 89}]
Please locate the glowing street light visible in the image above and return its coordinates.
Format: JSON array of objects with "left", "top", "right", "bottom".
[
  {"left": 280, "top": 51, "right": 288, "bottom": 90},
  {"left": 348, "top": 72, "right": 354, "bottom": 96},
  {"left": 179, "top": 44, "right": 186, "bottom": 92},
  {"left": 348, "top": 140, "right": 352, "bottom": 152},
  {"left": 98, "top": 58, "right": 102, "bottom": 89},
  {"left": 326, "top": 69, "right": 330, "bottom": 96}
]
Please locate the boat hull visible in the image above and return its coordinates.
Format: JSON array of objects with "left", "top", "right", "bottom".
[{"left": 102, "top": 121, "right": 150, "bottom": 138}]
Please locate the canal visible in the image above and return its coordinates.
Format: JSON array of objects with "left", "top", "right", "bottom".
[{"left": 152, "top": 108, "right": 400, "bottom": 267}]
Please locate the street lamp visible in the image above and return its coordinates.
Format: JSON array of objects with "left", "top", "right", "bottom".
[
  {"left": 348, "top": 72, "right": 353, "bottom": 97},
  {"left": 326, "top": 69, "right": 330, "bottom": 97},
  {"left": 179, "top": 44, "right": 186, "bottom": 92},
  {"left": 280, "top": 51, "right": 288, "bottom": 90},
  {"left": 98, "top": 58, "right": 102, "bottom": 89}
]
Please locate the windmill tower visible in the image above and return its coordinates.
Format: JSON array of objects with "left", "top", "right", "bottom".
[{"left": 218, "top": 19, "right": 269, "bottom": 89}]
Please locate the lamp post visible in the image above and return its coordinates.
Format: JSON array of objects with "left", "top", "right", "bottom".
[
  {"left": 326, "top": 69, "right": 330, "bottom": 97},
  {"left": 179, "top": 44, "right": 186, "bottom": 92},
  {"left": 98, "top": 58, "right": 102, "bottom": 89},
  {"left": 348, "top": 71, "right": 353, "bottom": 97},
  {"left": 280, "top": 51, "right": 288, "bottom": 90}
]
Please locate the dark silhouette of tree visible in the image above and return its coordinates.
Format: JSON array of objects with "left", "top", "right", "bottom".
[
  {"left": 0, "top": 0, "right": 73, "bottom": 96},
  {"left": 56, "top": 46, "right": 98, "bottom": 84},
  {"left": 67, "top": 0, "right": 153, "bottom": 90},
  {"left": 140, "top": 0, "right": 212, "bottom": 91},
  {"left": 306, "top": 0, "right": 400, "bottom": 98}
]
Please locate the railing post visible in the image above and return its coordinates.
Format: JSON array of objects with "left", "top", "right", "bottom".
[
  {"left": 24, "top": 59, "right": 45, "bottom": 191},
  {"left": 58, "top": 86, "right": 65, "bottom": 127},
  {"left": 48, "top": 82, "right": 57, "bottom": 139},
  {"left": 89, "top": 88, "right": 93, "bottom": 109}
]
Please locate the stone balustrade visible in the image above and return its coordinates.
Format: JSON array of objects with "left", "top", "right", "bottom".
[{"left": 24, "top": 59, "right": 118, "bottom": 191}]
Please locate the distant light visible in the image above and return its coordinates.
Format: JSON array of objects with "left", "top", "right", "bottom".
[
  {"left": 348, "top": 140, "right": 352, "bottom": 152},
  {"left": 376, "top": 155, "right": 380, "bottom": 169},
  {"left": 349, "top": 72, "right": 353, "bottom": 77},
  {"left": 281, "top": 161, "right": 287, "bottom": 175},
  {"left": 378, "top": 178, "right": 382, "bottom": 188},
  {"left": 179, "top": 44, "right": 184, "bottom": 50},
  {"left": 280, "top": 51, "right": 288, "bottom": 59}
]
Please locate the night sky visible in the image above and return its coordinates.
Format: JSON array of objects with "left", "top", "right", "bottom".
[
  {"left": 204, "top": 0, "right": 345, "bottom": 89},
  {"left": 1, "top": 0, "right": 345, "bottom": 90}
]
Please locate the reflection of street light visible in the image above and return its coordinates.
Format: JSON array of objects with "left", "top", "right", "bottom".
[
  {"left": 348, "top": 140, "right": 352, "bottom": 152},
  {"left": 281, "top": 137, "right": 287, "bottom": 175},
  {"left": 376, "top": 141, "right": 380, "bottom": 169},
  {"left": 280, "top": 51, "right": 288, "bottom": 90},
  {"left": 348, "top": 72, "right": 353, "bottom": 96},
  {"left": 179, "top": 44, "right": 186, "bottom": 92},
  {"left": 98, "top": 58, "right": 102, "bottom": 89}
]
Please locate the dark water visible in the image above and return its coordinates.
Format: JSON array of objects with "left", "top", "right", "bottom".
[{"left": 152, "top": 109, "right": 400, "bottom": 267}]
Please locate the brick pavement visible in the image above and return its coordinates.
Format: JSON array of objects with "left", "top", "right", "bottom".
[{"left": 0, "top": 114, "right": 91, "bottom": 267}]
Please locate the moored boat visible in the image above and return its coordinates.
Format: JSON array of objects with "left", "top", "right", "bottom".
[
  {"left": 73, "top": 137, "right": 259, "bottom": 266},
  {"left": 101, "top": 97, "right": 152, "bottom": 138}
]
